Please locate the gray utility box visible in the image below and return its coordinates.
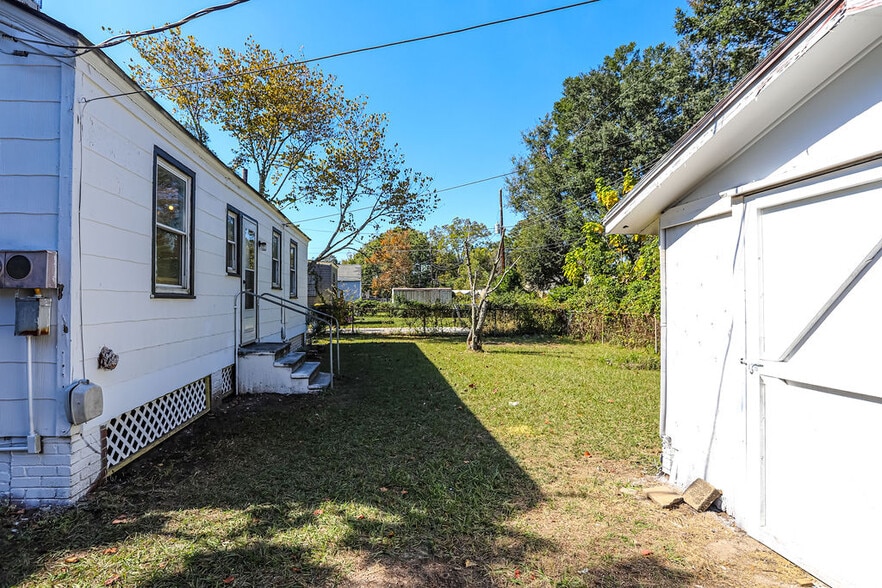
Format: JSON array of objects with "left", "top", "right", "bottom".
[
  {"left": 15, "top": 296, "right": 51, "bottom": 336},
  {"left": 66, "top": 380, "right": 104, "bottom": 425},
  {"left": 0, "top": 250, "right": 57, "bottom": 289}
]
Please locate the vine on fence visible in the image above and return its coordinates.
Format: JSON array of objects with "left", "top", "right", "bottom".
[{"left": 350, "top": 299, "right": 658, "bottom": 349}]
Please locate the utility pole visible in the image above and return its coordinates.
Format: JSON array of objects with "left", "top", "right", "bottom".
[{"left": 498, "top": 188, "right": 506, "bottom": 271}]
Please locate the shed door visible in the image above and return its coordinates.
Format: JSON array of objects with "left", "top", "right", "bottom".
[
  {"left": 743, "top": 171, "right": 882, "bottom": 587},
  {"left": 241, "top": 217, "right": 258, "bottom": 345}
]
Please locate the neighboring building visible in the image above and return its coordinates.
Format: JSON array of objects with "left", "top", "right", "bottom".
[
  {"left": 392, "top": 288, "right": 453, "bottom": 304},
  {"left": 0, "top": 0, "right": 314, "bottom": 506},
  {"left": 307, "top": 261, "right": 338, "bottom": 307},
  {"left": 337, "top": 264, "right": 362, "bottom": 301},
  {"left": 604, "top": 2, "right": 882, "bottom": 586}
]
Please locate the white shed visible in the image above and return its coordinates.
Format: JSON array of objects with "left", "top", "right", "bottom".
[
  {"left": 605, "top": 1, "right": 882, "bottom": 586},
  {"left": 0, "top": 1, "right": 321, "bottom": 506}
]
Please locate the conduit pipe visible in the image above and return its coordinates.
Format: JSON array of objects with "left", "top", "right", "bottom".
[{"left": 0, "top": 335, "right": 36, "bottom": 453}]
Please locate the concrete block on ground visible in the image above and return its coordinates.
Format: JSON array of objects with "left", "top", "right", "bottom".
[
  {"left": 643, "top": 485, "right": 683, "bottom": 509},
  {"left": 683, "top": 478, "right": 722, "bottom": 512}
]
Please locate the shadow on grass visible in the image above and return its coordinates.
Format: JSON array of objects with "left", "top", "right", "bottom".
[{"left": 1, "top": 340, "right": 552, "bottom": 586}]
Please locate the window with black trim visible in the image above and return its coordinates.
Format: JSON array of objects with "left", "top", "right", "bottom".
[
  {"left": 153, "top": 148, "right": 195, "bottom": 297},
  {"left": 271, "top": 228, "right": 282, "bottom": 289},
  {"left": 226, "top": 206, "right": 241, "bottom": 275},
  {"left": 289, "top": 239, "right": 298, "bottom": 298}
]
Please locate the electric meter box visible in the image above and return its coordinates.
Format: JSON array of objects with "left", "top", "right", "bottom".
[
  {"left": 66, "top": 380, "right": 104, "bottom": 425},
  {"left": 15, "top": 296, "right": 51, "bottom": 336}
]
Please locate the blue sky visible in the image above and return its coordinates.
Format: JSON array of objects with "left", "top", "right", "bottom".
[{"left": 42, "top": 0, "right": 688, "bottom": 258}]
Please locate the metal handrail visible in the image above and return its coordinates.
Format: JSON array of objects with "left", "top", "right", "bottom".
[
  {"left": 256, "top": 293, "right": 338, "bottom": 386},
  {"left": 258, "top": 292, "right": 341, "bottom": 377}
]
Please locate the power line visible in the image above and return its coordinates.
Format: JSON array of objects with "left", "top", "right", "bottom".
[
  {"left": 83, "top": 0, "right": 603, "bottom": 103},
  {"left": 11, "top": 0, "right": 250, "bottom": 55},
  {"left": 436, "top": 172, "right": 515, "bottom": 193},
  {"left": 292, "top": 171, "right": 517, "bottom": 225}
]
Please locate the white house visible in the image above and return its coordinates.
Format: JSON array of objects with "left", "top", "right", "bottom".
[
  {"left": 0, "top": 0, "right": 321, "bottom": 506},
  {"left": 605, "top": 1, "right": 882, "bottom": 586}
]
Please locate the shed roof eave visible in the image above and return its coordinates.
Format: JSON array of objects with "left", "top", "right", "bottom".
[{"left": 605, "top": 0, "right": 882, "bottom": 235}]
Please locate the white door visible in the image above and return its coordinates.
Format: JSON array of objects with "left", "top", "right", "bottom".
[
  {"left": 743, "top": 168, "right": 882, "bottom": 588},
  {"left": 241, "top": 217, "right": 258, "bottom": 345}
]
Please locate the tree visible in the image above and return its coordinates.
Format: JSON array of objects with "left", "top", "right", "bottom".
[
  {"left": 129, "top": 32, "right": 436, "bottom": 267},
  {"left": 507, "top": 42, "right": 697, "bottom": 289},
  {"left": 508, "top": 0, "right": 816, "bottom": 302},
  {"left": 464, "top": 230, "right": 516, "bottom": 352},
  {"left": 562, "top": 173, "right": 659, "bottom": 315},
  {"left": 675, "top": 0, "right": 819, "bottom": 95},
  {"left": 129, "top": 28, "right": 215, "bottom": 145},
  {"left": 348, "top": 228, "right": 433, "bottom": 297},
  {"left": 429, "top": 218, "right": 495, "bottom": 289},
  {"left": 296, "top": 99, "right": 435, "bottom": 265},
  {"left": 212, "top": 37, "right": 342, "bottom": 200}
]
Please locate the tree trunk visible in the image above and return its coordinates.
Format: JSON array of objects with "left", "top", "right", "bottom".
[{"left": 467, "top": 299, "right": 490, "bottom": 352}]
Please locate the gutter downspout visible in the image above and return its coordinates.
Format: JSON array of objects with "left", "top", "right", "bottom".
[{"left": 658, "top": 227, "right": 670, "bottom": 472}]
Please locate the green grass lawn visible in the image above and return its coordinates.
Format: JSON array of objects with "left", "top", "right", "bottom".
[{"left": 1, "top": 336, "right": 800, "bottom": 587}]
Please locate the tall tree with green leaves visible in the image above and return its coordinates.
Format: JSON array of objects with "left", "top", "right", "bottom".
[
  {"left": 676, "top": 0, "right": 820, "bottom": 96},
  {"left": 508, "top": 0, "right": 817, "bottom": 298},
  {"left": 507, "top": 42, "right": 696, "bottom": 289}
]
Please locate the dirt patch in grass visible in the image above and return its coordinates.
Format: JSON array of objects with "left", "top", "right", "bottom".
[{"left": 1, "top": 336, "right": 817, "bottom": 587}]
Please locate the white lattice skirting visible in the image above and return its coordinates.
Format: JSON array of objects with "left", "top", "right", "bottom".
[
  {"left": 105, "top": 376, "right": 210, "bottom": 474},
  {"left": 217, "top": 364, "right": 234, "bottom": 398}
]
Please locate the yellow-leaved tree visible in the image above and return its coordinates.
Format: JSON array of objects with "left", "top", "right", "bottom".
[{"left": 130, "top": 30, "right": 436, "bottom": 266}]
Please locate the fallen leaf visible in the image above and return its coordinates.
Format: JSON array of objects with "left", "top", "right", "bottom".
[
  {"left": 222, "top": 576, "right": 235, "bottom": 584},
  {"left": 104, "top": 574, "right": 120, "bottom": 586},
  {"left": 514, "top": 568, "right": 521, "bottom": 578},
  {"left": 464, "top": 559, "right": 476, "bottom": 567},
  {"left": 607, "top": 399, "right": 615, "bottom": 403},
  {"left": 291, "top": 566, "right": 301, "bottom": 573},
  {"left": 103, "top": 547, "right": 118, "bottom": 555},
  {"left": 111, "top": 516, "right": 128, "bottom": 525},
  {"left": 386, "top": 531, "right": 395, "bottom": 537},
  {"left": 584, "top": 451, "right": 592, "bottom": 457},
  {"left": 313, "top": 509, "right": 324, "bottom": 516},
  {"left": 400, "top": 490, "right": 408, "bottom": 495},
  {"left": 64, "top": 556, "right": 80, "bottom": 564},
  {"left": 379, "top": 487, "right": 388, "bottom": 492},
  {"left": 640, "top": 549, "right": 653, "bottom": 556},
  {"left": 356, "top": 514, "right": 365, "bottom": 520}
]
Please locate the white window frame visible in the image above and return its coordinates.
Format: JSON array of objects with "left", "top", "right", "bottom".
[
  {"left": 289, "top": 239, "right": 298, "bottom": 298},
  {"left": 271, "top": 228, "right": 282, "bottom": 289},
  {"left": 226, "top": 206, "right": 241, "bottom": 275}
]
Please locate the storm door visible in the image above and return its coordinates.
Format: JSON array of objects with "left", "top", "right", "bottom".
[{"left": 241, "top": 216, "right": 258, "bottom": 344}]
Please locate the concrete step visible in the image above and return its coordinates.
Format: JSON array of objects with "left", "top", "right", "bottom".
[
  {"left": 309, "top": 372, "right": 333, "bottom": 392},
  {"left": 274, "top": 351, "right": 306, "bottom": 369},
  {"left": 291, "top": 361, "right": 320, "bottom": 381},
  {"left": 238, "top": 341, "right": 291, "bottom": 360}
]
